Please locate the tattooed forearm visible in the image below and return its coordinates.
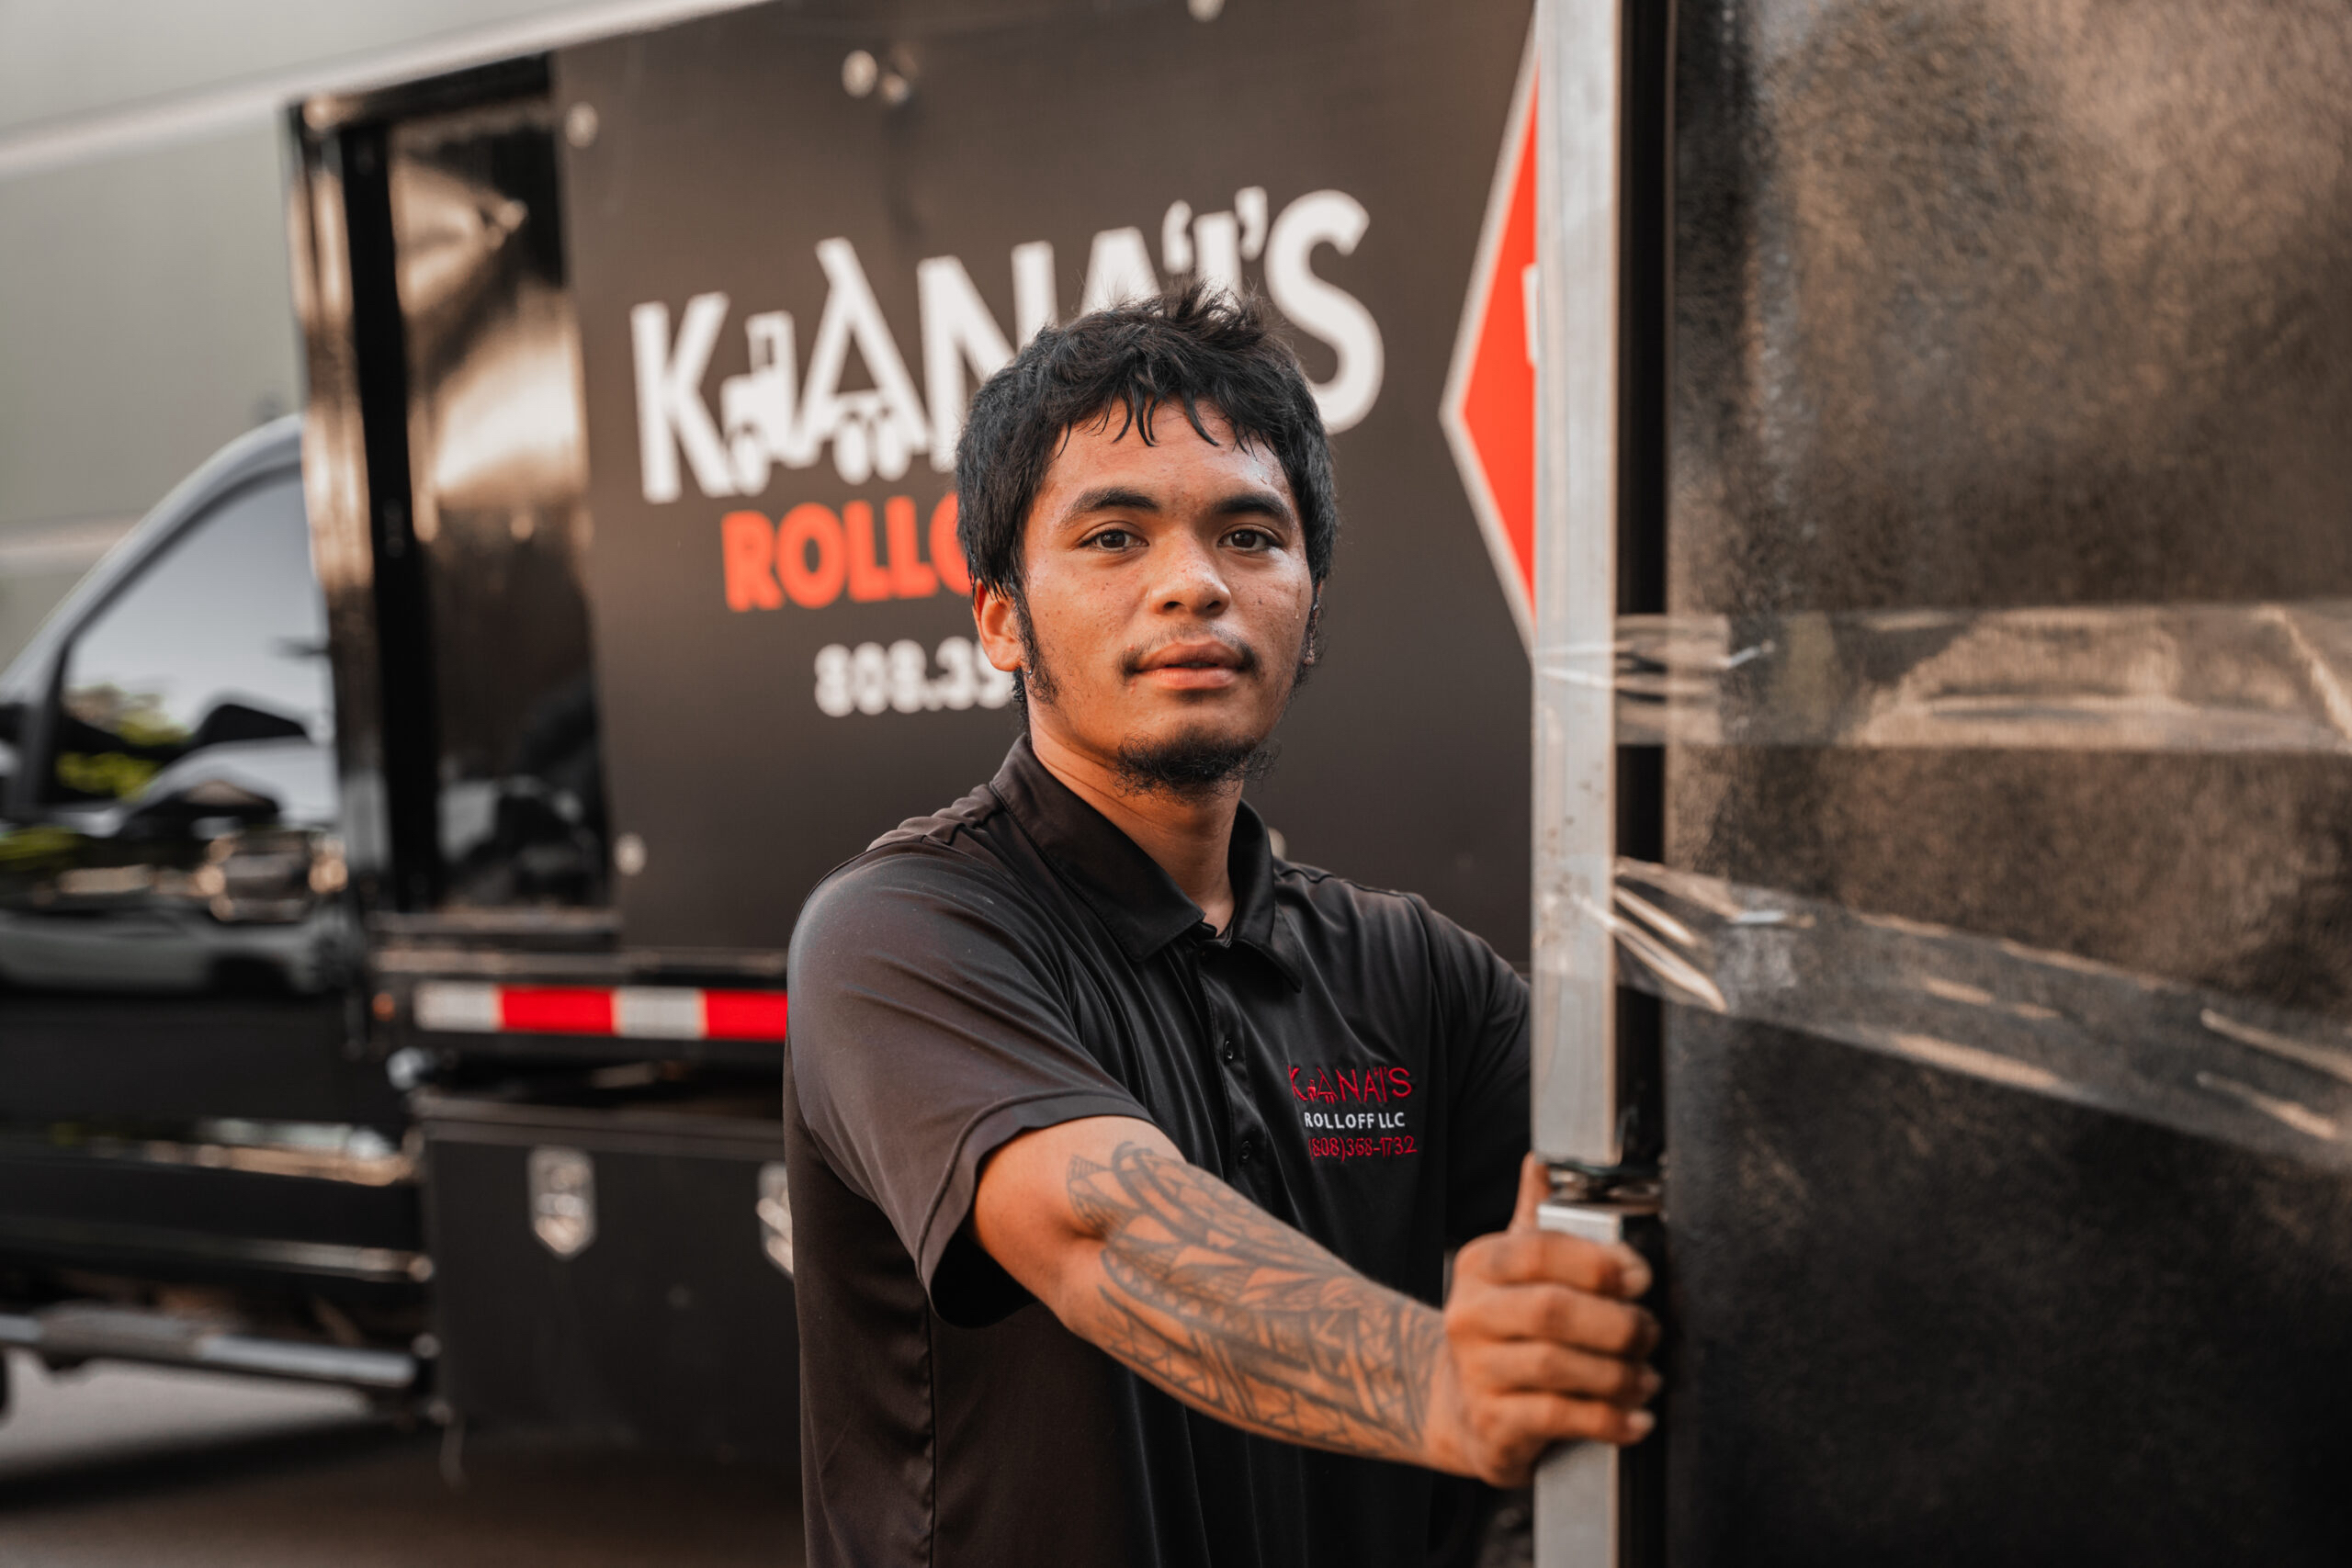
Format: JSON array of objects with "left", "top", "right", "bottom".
[{"left": 1063, "top": 1142, "right": 1445, "bottom": 1464}]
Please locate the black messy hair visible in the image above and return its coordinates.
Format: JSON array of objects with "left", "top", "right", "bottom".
[{"left": 954, "top": 285, "right": 1339, "bottom": 603}]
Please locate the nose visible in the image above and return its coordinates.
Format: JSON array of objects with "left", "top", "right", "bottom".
[{"left": 1151, "top": 531, "right": 1228, "bottom": 617}]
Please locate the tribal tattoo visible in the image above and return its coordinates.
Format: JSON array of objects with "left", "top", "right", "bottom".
[{"left": 1065, "top": 1141, "right": 1445, "bottom": 1463}]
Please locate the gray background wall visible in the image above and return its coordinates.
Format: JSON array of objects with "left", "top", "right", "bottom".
[{"left": 0, "top": 0, "right": 750, "bottom": 667}]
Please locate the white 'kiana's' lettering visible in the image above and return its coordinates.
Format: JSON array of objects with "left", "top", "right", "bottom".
[
  {"left": 632, "top": 293, "right": 737, "bottom": 502},
  {"left": 1191, "top": 209, "right": 1243, "bottom": 299},
  {"left": 800, "top": 238, "right": 932, "bottom": 486},
  {"left": 630, "top": 186, "right": 1386, "bottom": 504},
  {"left": 1080, "top": 225, "right": 1160, "bottom": 313},
  {"left": 1265, "top": 190, "right": 1384, "bottom": 433},
  {"left": 918, "top": 255, "right": 1016, "bottom": 473},
  {"left": 720, "top": 310, "right": 805, "bottom": 493},
  {"left": 1012, "top": 241, "right": 1058, "bottom": 345}
]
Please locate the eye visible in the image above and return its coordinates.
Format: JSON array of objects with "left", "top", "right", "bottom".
[
  {"left": 1085, "top": 527, "right": 1136, "bottom": 551},
  {"left": 1226, "top": 526, "right": 1276, "bottom": 551}
]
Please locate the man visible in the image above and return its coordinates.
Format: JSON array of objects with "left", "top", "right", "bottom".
[{"left": 785, "top": 288, "right": 1657, "bottom": 1567}]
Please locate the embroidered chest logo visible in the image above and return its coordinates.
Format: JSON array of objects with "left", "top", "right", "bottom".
[{"left": 1288, "top": 1063, "right": 1419, "bottom": 1160}]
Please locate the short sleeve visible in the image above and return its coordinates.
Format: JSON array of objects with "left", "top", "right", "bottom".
[
  {"left": 1415, "top": 897, "right": 1532, "bottom": 1245},
  {"left": 786, "top": 848, "right": 1151, "bottom": 1325}
]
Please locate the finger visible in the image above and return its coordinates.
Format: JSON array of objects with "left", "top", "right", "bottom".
[
  {"left": 1507, "top": 1152, "right": 1548, "bottom": 1235},
  {"left": 1460, "top": 1340, "right": 1661, "bottom": 1408},
  {"left": 1465, "top": 1228, "right": 1652, "bottom": 1299},
  {"left": 1453, "top": 1281, "right": 1660, "bottom": 1358},
  {"left": 1482, "top": 1391, "right": 1657, "bottom": 1453}
]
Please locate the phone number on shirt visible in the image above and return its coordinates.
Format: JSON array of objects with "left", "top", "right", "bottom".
[{"left": 1306, "top": 1134, "right": 1419, "bottom": 1161}]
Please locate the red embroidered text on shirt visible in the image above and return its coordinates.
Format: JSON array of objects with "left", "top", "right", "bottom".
[{"left": 1289, "top": 1064, "right": 1419, "bottom": 1159}]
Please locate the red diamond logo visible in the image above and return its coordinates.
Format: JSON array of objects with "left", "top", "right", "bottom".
[{"left": 1441, "top": 39, "right": 1539, "bottom": 649}]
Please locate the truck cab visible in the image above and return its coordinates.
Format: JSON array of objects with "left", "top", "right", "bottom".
[{"left": 0, "top": 418, "right": 425, "bottom": 1400}]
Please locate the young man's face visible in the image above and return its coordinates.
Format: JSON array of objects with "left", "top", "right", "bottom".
[{"left": 976, "top": 402, "right": 1318, "bottom": 795}]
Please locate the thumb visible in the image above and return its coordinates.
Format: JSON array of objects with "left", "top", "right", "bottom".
[{"left": 1508, "top": 1151, "right": 1549, "bottom": 1234}]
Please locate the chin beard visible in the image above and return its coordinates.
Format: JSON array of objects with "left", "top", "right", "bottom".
[
  {"left": 1016, "top": 599, "right": 1322, "bottom": 796},
  {"left": 1114, "top": 731, "right": 1281, "bottom": 800}
]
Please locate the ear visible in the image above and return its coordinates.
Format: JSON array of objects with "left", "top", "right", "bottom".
[
  {"left": 1302, "top": 589, "right": 1323, "bottom": 666},
  {"left": 974, "top": 583, "right": 1026, "bottom": 676}
]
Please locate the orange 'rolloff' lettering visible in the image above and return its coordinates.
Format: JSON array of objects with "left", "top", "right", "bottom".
[
  {"left": 723, "top": 493, "right": 959, "bottom": 612},
  {"left": 843, "top": 501, "right": 892, "bottom": 603},
  {"left": 777, "top": 503, "right": 846, "bottom": 607},
  {"left": 931, "top": 494, "right": 971, "bottom": 596},
  {"left": 885, "top": 496, "right": 938, "bottom": 598},
  {"left": 722, "top": 511, "right": 781, "bottom": 611}
]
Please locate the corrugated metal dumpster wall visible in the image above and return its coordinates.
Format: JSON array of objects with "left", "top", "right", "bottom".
[{"left": 1658, "top": 1, "right": 2352, "bottom": 1562}]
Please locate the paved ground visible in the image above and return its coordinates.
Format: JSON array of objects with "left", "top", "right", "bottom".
[{"left": 0, "top": 1352, "right": 804, "bottom": 1567}]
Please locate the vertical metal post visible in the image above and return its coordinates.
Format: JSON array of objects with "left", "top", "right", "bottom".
[{"left": 1531, "top": 0, "right": 1633, "bottom": 1564}]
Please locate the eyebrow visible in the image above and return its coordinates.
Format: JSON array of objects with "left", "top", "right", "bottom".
[
  {"left": 1211, "top": 491, "right": 1295, "bottom": 524},
  {"left": 1057, "top": 485, "right": 1297, "bottom": 528},
  {"left": 1061, "top": 485, "right": 1160, "bottom": 522}
]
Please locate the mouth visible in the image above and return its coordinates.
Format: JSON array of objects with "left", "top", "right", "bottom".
[{"left": 1127, "top": 637, "right": 1255, "bottom": 691}]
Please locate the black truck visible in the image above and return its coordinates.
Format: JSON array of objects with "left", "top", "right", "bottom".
[{"left": 9, "top": 2, "right": 2352, "bottom": 1563}]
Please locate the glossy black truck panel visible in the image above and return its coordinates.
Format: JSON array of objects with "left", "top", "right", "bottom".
[{"left": 555, "top": 0, "right": 1538, "bottom": 962}]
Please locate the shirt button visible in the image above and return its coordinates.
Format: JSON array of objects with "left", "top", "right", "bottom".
[
  {"left": 1237, "top": 1137, "right": 1256, "bottom": 1164},
  {"left": 1220, "top": 1039, "right": 1239, "bottom": 1065}
]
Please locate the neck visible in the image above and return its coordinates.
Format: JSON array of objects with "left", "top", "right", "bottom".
[{"left": 1027, "top": 720, "right": 1242, "bottom": 933}]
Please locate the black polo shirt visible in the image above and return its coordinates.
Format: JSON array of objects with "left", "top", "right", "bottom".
[{"left": 784, "top": 737, "right": 1530, "bottom": 1568}]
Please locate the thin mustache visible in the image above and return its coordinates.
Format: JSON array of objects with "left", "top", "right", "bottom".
[{"left": 1119, "top": 632, "right": 1261, "bottom": 678}]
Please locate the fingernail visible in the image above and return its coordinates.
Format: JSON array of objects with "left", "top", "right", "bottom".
[
  {"left": 1642, "top": 1369, "right": 1664, "bottom": 1400},
  {"left": 1628, "top": 1410, "right": 1656, "bottom": 1438},
  {"left": 1620, "top": 1253, "right": 1654, "bottom": 1297}
]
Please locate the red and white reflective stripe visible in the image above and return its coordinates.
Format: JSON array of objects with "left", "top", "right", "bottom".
[{"left": 413, "top": 982, "right": 789, "bottom": 1042}]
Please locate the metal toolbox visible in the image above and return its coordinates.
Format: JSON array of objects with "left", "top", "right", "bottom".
[{"left": 417, "top": 1087, "right": 797, "bottom": 1462}]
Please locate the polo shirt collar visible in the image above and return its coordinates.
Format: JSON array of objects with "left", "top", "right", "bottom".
[{"left": 989, "top": 737, "right": 1301, "bottom": 987}]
